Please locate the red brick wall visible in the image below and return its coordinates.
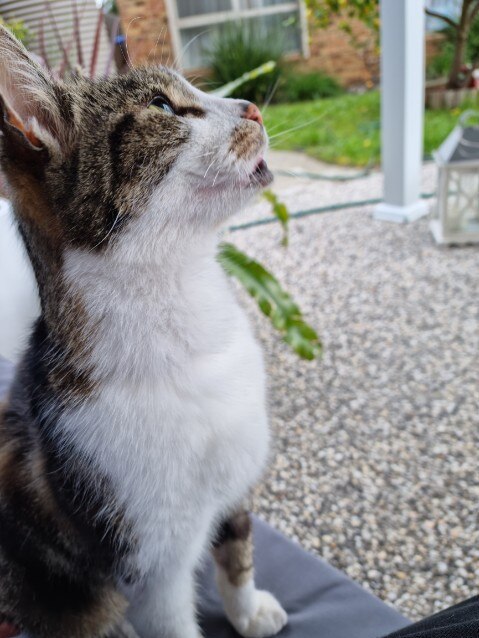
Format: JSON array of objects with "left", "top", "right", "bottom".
[
  {"left": 304, "top": 19, "right": 443, "bottom": 88},
  {"left": 115, "top": 0, "right": 173, "bottom": 67},
  {"left": 425, "top": 32, "right": 446, "bottom": 63},
  {"left": 305, "top": 17, "right": 378, "bottom": 87}
]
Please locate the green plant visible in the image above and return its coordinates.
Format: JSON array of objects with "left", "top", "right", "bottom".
[
  {"left": 218, "top": 244, "right": 321, "bottom": 360},
  {"left": 426, "top": 11, "right": 479, "bottom": 84},
  {"left": 0, "top": 18, "right": 30, "bottom": 45},
  {"left": 216, "top": 64, "right": 320, "bottom": 360},
  {"left": 467, "top": 11, "right": 479, "bottom": 63},
  {"left": 207, "top": 21, "right": 284, "bottom": 104},
  {"left": 306, "top": 0, "right": 379, "bottom": 33},
  {"left": 262, "top": 190, "right": 290, "bottom": 246},
  {"left": 211, "top": 62, "right": 277, "bottom": 99},
  {"left": 278, "top": 70, "right": 343, "bottom": 102},
  {"left": 427, "top": 40, "right": 456, "bottom": 80}
]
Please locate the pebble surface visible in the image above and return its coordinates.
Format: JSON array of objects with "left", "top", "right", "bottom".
[{"left": 226, "top": 153, "right": 479, "bottom": 621}]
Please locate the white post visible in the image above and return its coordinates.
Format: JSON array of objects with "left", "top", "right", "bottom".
[{"left": 374, "top": 0, "right": 429, "bottom": 223}]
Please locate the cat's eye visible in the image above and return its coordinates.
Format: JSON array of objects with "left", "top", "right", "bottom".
[{"left": 148, "top": 96, "right": 175, "bottom": 115}]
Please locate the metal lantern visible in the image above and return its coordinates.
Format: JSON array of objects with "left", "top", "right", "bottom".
[{"left": 431, "top": 111, "right": 479, "bottom": 244}]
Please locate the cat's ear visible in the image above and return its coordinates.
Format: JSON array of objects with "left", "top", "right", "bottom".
[{"left": 0, "top": 24, "right": 66, "bottom": 152}]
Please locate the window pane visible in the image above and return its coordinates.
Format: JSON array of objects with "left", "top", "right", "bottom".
[
  {"left": 179, "top": 10, "right": 301, "bottom": 69},
  {"left": 249, "top": 11, "right": 301, "bottom": 52},
  {"left": 177, "top": 0, "right": 232, "bottom": 19},
  {"left": 425, "top": 0, "right": 461, "bottom": 31},
  {"left": 239, "top": 0, "right": 297, "bottom": 8},
  {"left": 179, "top": 25, "right": 222, "bottom": 68}
]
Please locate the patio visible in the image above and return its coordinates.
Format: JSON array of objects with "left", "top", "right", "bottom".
[{"left": 229, "top": 151, "right": 479, "bottom": 621}]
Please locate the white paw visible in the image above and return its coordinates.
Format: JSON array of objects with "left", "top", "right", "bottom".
[{"left": 231, "top": 590, "right": 287, "bottom": 638}]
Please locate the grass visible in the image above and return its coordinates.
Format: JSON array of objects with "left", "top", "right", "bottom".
[{"left": 263, "top": 90, "right": 476, "bottom": 167}]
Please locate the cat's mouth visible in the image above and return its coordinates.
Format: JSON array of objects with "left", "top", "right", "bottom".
[{"left": 249, "top": 158, "right": 273, "bottom": 188}]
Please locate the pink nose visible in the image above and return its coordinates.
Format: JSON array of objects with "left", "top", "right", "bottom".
[{"left": 243, "top": 102, "right": 263, "bottom": 126}]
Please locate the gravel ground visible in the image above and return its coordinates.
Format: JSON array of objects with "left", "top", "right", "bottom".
[{"left": 226, "top": 153, "right": 479, "bottom": 622}]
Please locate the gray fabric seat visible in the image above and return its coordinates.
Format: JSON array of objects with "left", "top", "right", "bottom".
[{"left": 0, "top": 356, "right": 410, "bottom": 638}]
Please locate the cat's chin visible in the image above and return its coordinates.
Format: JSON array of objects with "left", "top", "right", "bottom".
[
  {"left": 195, "top": 158, "right": 273, "bottom": 198},
  {"left": 249, "top": 158, "right": 273, "bottom": 188}
]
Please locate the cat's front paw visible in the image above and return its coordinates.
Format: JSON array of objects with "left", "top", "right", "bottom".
[{"left": 231, "top": 590, "right": 287, "bottom": 638}]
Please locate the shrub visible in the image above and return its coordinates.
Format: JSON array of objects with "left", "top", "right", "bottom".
[
  {"left": 467, "top": 15, "right": 479, "bottom": 65},
  {"left": 207, "top": 22, "right": 284, "bottom": 104},
  {"left": 278, "top": 70, "right": 343, "bottom": 102},
  {"left": 426, "top": 40, "right": 455, "bottom": 80}
]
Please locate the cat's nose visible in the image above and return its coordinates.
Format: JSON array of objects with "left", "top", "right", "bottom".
[{"left": 242, "top": 102, "right": 263, "bottom": 126}]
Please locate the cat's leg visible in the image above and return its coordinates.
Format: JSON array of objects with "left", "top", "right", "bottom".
[
  {"left": 126, "top": 567, "right": 201, "bottom": 638},
  {"left": 212, "top": 511, "right": 287, "bottom": 638}
]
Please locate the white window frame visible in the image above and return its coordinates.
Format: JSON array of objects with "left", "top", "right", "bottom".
[{"left": 164, "top": 0, "right": 310, "bottom": 70}]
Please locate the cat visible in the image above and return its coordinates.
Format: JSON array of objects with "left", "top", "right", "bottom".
[{"left": 0, "top": 25, "right": 287, "bottom": 638}]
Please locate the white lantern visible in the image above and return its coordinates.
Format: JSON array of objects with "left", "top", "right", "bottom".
[{"left": 431, "top": 111, "right": 479, "bottom": 244}]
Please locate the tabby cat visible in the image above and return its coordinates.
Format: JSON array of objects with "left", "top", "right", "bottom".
[{"left": 0, "top": 25, "right": 287, "bottom": 638}]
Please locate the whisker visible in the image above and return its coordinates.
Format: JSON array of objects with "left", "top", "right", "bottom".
[
  {"left": 191, "top": 150, "right": 216, "bottom": 160},
  {"left": 173, "top": 28, "right": 212, "bottom": 69},
  {"left": 212, "top": 167, "right": 221, "bottom": 187},
  {"left": 263, "top": 121, "right": 291, "bottom": 135},
  {"left": 147, "top": 26, "right": 165, "bottom": 63},
  {"left": 262, "top": 77, "right": 281, "bottom": 114},
  {"left": 203, "top": 157, "right": 217, "bottom": 180},
  {"left": 89, "top": 211, "right": 122, "bottom": 252},
  {"left": 268, "top": 113, "right": 329, "bottom": 140},
  {"left": 277, "top": 169, "right": 303, "bottom": 178},
  {"left": 123, "top": 18, "right": 141, "bottom": 70}
]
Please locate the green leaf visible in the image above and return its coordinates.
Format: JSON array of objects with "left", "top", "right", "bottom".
[
  {"left": 218, "top": 243, "right": 322, "bottom": 360},
  {"left": 262, "top": 190, "right": 290, "bottom": 246},
  {"left": 212, "top": 61, "right": 277, "bottom": 98}
]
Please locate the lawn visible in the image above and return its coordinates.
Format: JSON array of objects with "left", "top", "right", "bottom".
[{"left": 263, "top": 90, "right": 475, "bottom": 167}]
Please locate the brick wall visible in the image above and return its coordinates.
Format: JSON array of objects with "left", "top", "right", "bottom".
[
  {"left": 425, "top": 32, "right": 446, "bottom": 63},
  {"left": 115, "top": 0, "right": 173, "bottom": 67},
  {"left": 304, "top": 19, "right": 444, "bottom": 88},
  {"left": 305, "top": 17, "right": 378, "bottom": 88}
]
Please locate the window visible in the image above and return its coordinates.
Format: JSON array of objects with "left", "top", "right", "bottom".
[
  {"left": 166, "top": 0, "right": 307, "bottom": 70},
  {"left": 425, "top": 0, "right": 461, "bottom": 31}
]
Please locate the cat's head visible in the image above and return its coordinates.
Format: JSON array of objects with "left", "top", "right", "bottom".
[{"left": 0, "top": 25, "right": 271, "bottom": 255}]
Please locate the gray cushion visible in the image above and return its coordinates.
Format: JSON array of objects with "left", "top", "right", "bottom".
[
  {"left": 0, "top": 356, "right": 410, "bottom": 638},
  {"left": 199, "top": 518, "right": 409, "bottom": 638}
]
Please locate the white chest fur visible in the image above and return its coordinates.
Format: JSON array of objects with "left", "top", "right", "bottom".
[{"left": 58, "top": 231, "right": 269, "bottom": 577}]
